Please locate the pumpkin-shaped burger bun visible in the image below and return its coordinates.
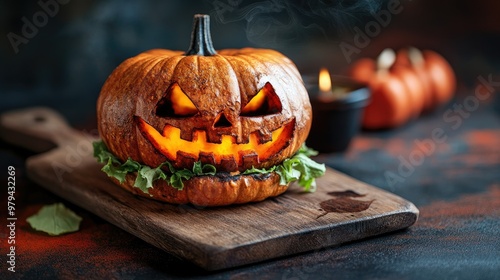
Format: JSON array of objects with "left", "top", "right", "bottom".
[{"left": 96, "top": 15, "right": 317, "bottom": 206}]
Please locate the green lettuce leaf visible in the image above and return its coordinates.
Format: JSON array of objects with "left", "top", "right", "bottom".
[
  {"left": 282, "top": 152, "right": 326, "bottom": 192},
  {"left": 134, "top": 164, "right": 168, "bottom": 194},
  {"left": 273, "top": 145, "right": 325, "bottom": 192},
  {"left": 101, "top": 158, "right": 126, "bottom": 183},
  {"left": 242, "top": 165, "right": 276, "bottom": 175},
  {"left": 93, "top": 141, "right": 325, "bottom": 193},
  {"left": 93, "top": 141, "right": 118, "bottom": 163},
  {"left": 168, "top": 169, "right": 193, "bottom": 190},
  {"left": 193, "top": 161, "right": 216, "bottom": 176},
  {"left": 26, "top": 203, "right": 83, "bottom": 236}
]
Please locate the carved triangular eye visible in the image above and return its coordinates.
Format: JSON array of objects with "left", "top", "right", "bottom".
[
  {"left": 241, "top": 82, "right": 282, "bottom": 117},
  {"left": 156, "top": 83, "right": 199, "bottom": 117}
]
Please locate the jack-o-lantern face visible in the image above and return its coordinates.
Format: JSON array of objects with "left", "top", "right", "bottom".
[
  {"left": 97, "top": 15, "right": 312, "bottom": 173},
  {"left": 134, "top": 81, "right": 296, "bottom": 172}
]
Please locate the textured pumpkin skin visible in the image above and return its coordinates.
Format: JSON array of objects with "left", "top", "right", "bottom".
[
  {"left": 98, "top": 48, "right": 311, "bottom": 172},
  {"left": 114, "top": 172, "right": 288, "bottom": 206},
  {"left": 97, "top": 14, "right": 312, "bottom": 206},
  {"left": 97, "top": 47, "right": 311, "bottom": 206}
]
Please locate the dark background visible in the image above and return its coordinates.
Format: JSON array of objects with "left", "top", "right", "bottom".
[
  {"left": 1, "top": 1, "right": 499, "bottom": 279},
  {"left": 2, "top": 0, "right": 499, "bottom": 124}
]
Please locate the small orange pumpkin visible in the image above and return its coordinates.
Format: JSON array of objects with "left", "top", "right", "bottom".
[
  {"left": 394, "top": 48, "right": 434, "bottom": 111},
  {"left": 97, "top": 15, "right": 312, "bottom": 206},
  {"left": 363, "top": 74, "right": 410, "bottom": 129},
  {"left": 395, "top": 47, "right": 455, "bottom": 110},
  {"left": 349, "top": 49, "right": 418, "bottom": 129},
  {"left": 422, "top": 49, "right": 456, "bottom": 106},
  {"left": 390, "top": 63, "right": 425, "bottom": 119},
  {"left": 349, "top": 48, "right": 455, "bottom": 129}
]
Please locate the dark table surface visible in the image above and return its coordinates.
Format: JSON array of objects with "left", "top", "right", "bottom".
[{"left": 1, "top": 83, "right": 499, "bottom": 279}]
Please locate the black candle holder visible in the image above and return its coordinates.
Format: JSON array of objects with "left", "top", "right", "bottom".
[{"left": 304, "top": 75, "right": 370, "bottom": 153}]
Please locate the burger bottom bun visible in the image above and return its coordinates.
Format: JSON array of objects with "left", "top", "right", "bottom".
[{"left": 111, "top": 172, "right": 289, "bottom": 206}]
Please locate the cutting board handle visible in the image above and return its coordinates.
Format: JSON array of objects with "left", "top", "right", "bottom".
[{"left": 0, "top": 107, "right": 93, "bottom": 153}]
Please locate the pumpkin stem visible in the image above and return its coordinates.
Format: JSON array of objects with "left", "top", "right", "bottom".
[
  {"left": 408, "top": 47, "right": 425, "bottom": 67},
  {"left": 185, "top": 14, "right": 217, "bottom": 56},
  {"left": 376, "top": 48, "right": 396, "bottom": 74}
]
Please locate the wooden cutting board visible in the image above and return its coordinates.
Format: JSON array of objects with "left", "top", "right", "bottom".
[{"left": 0, "top": 107, "right": 418, "bottom": 271}]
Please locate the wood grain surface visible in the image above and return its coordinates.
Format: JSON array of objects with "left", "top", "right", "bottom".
[{"left": 0, "top": 107, "right": 418, "bottom": 270}]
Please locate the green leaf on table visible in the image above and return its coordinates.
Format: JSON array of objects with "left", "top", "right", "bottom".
[{"left": 26, "top": 203, "right": 83, "bottom": 236}]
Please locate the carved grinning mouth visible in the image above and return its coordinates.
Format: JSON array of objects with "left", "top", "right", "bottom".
[{"left": 134, "top": 116, "right": 295, "bottom": 169}]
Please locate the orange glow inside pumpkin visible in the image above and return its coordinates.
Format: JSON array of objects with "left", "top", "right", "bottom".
[
  {"left": 169, "top": 83, "right": 198, "bottom": 116},
  {"left": 241, "top": 87, "right": 267, "bottom": 114},
  {"left": 136, "top": 117, "right": 295, "bottom": 166},
  {"left": 241, "top": 82, "right": 282, "bottom": 116}
]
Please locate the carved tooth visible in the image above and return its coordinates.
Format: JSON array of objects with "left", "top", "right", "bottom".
[
  {"left": 199, "top": 152, "right": 216, "bottom": 166},
  {"left": 240, "top": 151, "right": 259, "bottom": 170},
  {"left": 206, "top": 132, "right": 223, "bottom": 144},
  {"left": 256, "top": 129, "right": 272, "bottom": 144},
  {"left": 219, "top": 155, "right": 237, "bottom": 172},
  {"left": 179, "top": 128, "right": 194, "bottom": 142},
  {"left": 176, "top": 151, "right": 197, "bottom": 168}
]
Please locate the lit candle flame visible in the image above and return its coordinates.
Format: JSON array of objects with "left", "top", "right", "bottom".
[{"left": 319, "top": 67, "right": 332, "bottom": 92}]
